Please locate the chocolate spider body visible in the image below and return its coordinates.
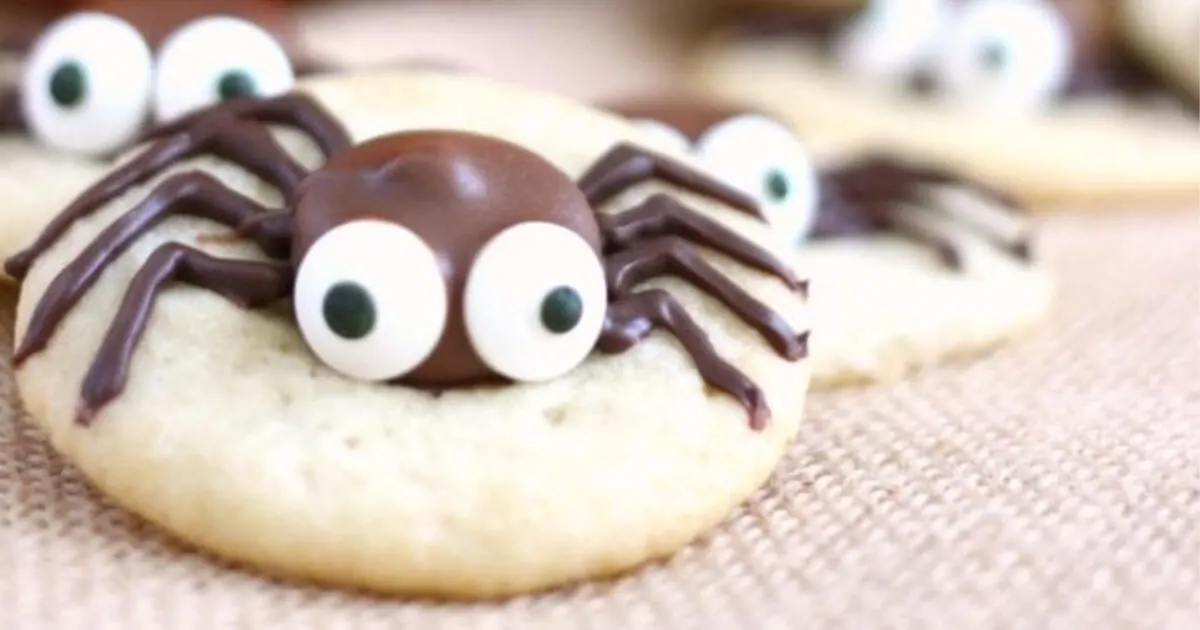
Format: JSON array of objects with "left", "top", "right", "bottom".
[
  {"left": 7, "top": 94, "right": 808, "bottom": 430},
  {"left": 606, "top": 95, "right": 1033, "bottom": 269}
]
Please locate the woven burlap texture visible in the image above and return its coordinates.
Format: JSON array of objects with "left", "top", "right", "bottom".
[{"left": 1, "top": 209, "right": 1198, "bottom": 630}]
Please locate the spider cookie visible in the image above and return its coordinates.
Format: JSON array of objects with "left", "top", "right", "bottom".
[
  {"left": 688, "top": 0, "right": 1200, "bottom": 209},
  {"left": 7, "top": 70, "right": 812, "bottom": 597},
  {"left": 605, "top": 94, "right": 1051, "bottom": 386},
  {"left": 0, "top": 0, "right": 341, "bottom": 275},
  {"left": 1120, "top": 0, "right": 1200, "bottom": 100}
]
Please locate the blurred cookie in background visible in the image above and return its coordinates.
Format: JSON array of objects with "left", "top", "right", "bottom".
[
  {"left": 601, "top": 92, "right": 1052, "bottom": 387},
  {"left": 688, "top": 0, "right": 1200, "bottom": 209},
  {"left": 1119, "top": 0, "right": 1200, "bottom": 100},
  {"left": 292, "top": 0, "right": 710, "bottom": 101}
]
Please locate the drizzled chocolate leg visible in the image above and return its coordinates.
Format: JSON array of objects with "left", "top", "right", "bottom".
[
  {"left": 12, "top": 172, "right": 290, "bottom": 366},
  {"left": 883, "top": 209, "right": 964, "bottom": 270},
  {"left": 605, "top": 236, "right": 806, "bottom": 360},
  {"left": 918, "top": 185, "right": 1034, "bottom": 261},
  {"left": 600, "top": 193, "right": 804, "bottom": 291},
  {"left": 142, "top": 93, "right": 352, "bottom": 156},
  {"left": 73, "top": 243, "right": 292, "bottom": 426},
  {"left": 577, "top": 142, "right": 759, "bottom": 218},
  {"left": 598, "top": 289, "right": 771, "bottom": 431},
  {"left": 5, "top": 120, "right": 305, "bottom": 280}
]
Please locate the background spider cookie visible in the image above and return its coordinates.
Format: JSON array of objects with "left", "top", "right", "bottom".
[
  {"left": 7, "top": 70, "right": 813, "bottom": 598},
  {"left": 0, "top": 0, "right": 333, "bottom": 277},
  {"left": 687, "top": 0, "right": 1200, "bottom": 209},
  {"left": 1119, "top": 0, "right": 1200, "bottom": 101},
  {"left": 605, "top": 94, "right": 1052, "bottom": 386}
]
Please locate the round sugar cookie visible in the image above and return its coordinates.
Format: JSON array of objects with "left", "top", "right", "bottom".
[
  {"left": 688, "top": 2, "right": 1200, "bottom": 209},
  {"left": 602, "top": 94, "right": 1053, "bottom": 388},
  {"left": 1120, "top": 0, "right": 1200, "bottom": 100},
  {"left": 10, "top": 70, "right": 813, "bottom": 598}
]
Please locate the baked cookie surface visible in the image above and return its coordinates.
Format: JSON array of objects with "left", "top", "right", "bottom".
[
  {"left": 689, "top": 0, "right": 1200, "bottom": 209},
  {"left": 9, "top": 71, "right": 812, "bottom": 598},
  {"left": 604, "top": 95, "right": 1053, "bottom": 387}
]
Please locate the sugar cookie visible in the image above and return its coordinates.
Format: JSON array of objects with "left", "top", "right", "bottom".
[
  {"left": 689, "top": 0, "right": 1200, "bottom": 209},
  {"left": 604, "top": 94, "right": 1053, "bottom": 386},
  {"left": 8, "top": 70, "right": 813, "bottom": 598}
]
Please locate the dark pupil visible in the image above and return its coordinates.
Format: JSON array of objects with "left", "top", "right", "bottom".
[
  {"left": 48, "top": 61, "right": 86, "bottom": 109},
  {"left": 540, "top": 286, "right": 583, "bottom": 334},
  {"left": 764, "top": 169, "right": 791, "bottom": 203},
  {"left": 217, "top": 70, "right": 257, "bottom": 101},
  {"left": 979, "top": 42, "right": 1008, "bottom": 71},
  {"left": 322, "top": 281, "right": 376, "bottom": 340}
]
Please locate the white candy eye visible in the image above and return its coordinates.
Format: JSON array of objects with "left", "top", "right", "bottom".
[
  {"left": 933, "top": 0, "right": 1072, "bottom": 112},
  {"left": 21, "top": 12, "right": 153, "bottom": 156},
  {"left": 294, "top": 220, "right": 448, "bottom": 382},
  {"left": 630, "top": 118, "right": 692, "bottom": 156},
  {"left": 152, "top": 16, "right": 294, "bottom": 123},
  {"left": 693, "top": 115, "right": 820, "bottom": 245},
  {"left": 463, "top": 222, "right": 606, "bottom": 382},
  {"left": 833, "top": 0, "right": 949, "bottom": 87}
]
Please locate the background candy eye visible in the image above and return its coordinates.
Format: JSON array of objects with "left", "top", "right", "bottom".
[
  {"left": 294, "top": 220, "right": 448, "bottom": 382},
  {"left": 832, "top": 0, "right": 949, "bottom": 87},
  {"left": 932, "top": 0, "right": 1073, "bottom": 112},
  {"left": 152, "top": 16, "right": 294, "bottom": 124},
  {"left": 463, "top": 221, "right": 606, "bottom": 382},
  {"left": 630, "top": 118, "right": 692, "bottom": 155},
  {"left": 21, "top": 12, "right": 153, "bottom": 156},
  {"left": 693, "top": 114, "right": 821, "bottom": 245}
]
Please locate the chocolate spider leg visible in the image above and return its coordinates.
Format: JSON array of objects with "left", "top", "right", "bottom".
[
  {"left": 880, "top": 205, "right": 965, "bottom": 270},
  {"left": 855, "top": 155, "right": 1033, "bottom": 261},
  {"left": 598, "top": 289, "right": 772, "bottom": 431},
  {"left": 605, "top": 236, "right": 808, "bottom": 361},
  {"left": 142, "top": 93, "right": 352, "bottom": 156},
  {"left": 12, "top": 172, "right": 290, "bottom": 366},
  {"left": 73, "top": 243, "right": 292, "bottom": 426},
  {"left": 600, "top": 193, "right": 805, "bottom": 292},
  {"left": 5, "top": 119, "right": 305, "bottom": 280},
  {"left": 916, "top": 184, "right": 1034, "bottom": 261},
  {"left": 577, "top": 142, "right": 760, "bottom": 218}
]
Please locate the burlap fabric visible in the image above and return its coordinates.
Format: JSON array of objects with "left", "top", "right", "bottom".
[{"left": 1, "top": 208, "right": 1198, "bottom": 629}]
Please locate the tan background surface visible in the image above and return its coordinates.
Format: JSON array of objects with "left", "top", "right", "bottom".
[{"left": 1, "top": 207, "right": 1198, "bottom": 629}]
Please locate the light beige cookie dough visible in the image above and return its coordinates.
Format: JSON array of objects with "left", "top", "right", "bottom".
[
  {"left": 689, "top": 4, "right": 1200, "bottom": 209},
  {"left": 1120, "top": 0, "right": 1200, "bottom": 99},
  {"left": 0, "top": 137, "right": 110, "bottom": 279},
  {"left": 11, "top": 70, "right": 813, "bottom": 598},
  {"left": 797, "top": 217, "right": 1052, "bottom": 388}
]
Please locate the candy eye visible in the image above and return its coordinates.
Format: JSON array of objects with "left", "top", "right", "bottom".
[
  {"left": 294, "top": 220, "right": 448, "bottom": 382},
  {"left": 832, "top": 0, "right": 949, "bottom": 87},
  {"left": 693, "top": 114, "right": 820, "bottom": 245},
  {"left": 463, "top": 222, "right": 607, "bottom": 382},
  {"left": 21, "top": 12, "right": 153, "bottom": 156},
  {"left": 932, "top": 0, "right": 1072, "bottom": 112},
  {"left": 152, "top": 16, "right": 294, "bottom": 124},
  {"left": 630, "top": 118, "right": 692, "bottom": 155}
]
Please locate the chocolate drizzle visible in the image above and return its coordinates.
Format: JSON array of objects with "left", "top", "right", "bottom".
[
  {"left": 9, "top": 93, "right": 807, "bottom": 431},
  {"left": 814, "top": 155, "right": 1033, "bottom": 268}
]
